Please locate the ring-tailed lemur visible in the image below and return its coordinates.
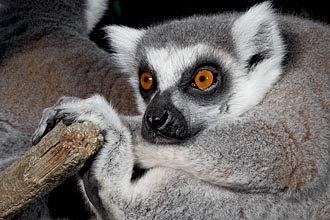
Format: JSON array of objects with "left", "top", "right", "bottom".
[{"left": 33, "top": 2, "right": 330, "bottom": 219}]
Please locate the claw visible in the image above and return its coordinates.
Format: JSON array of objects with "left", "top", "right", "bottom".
[
  {"left": 31, "top": 94, "right": 117, "bottom": 145},
  {"left": 31, "top": 96, "right": 83, "bottom": 145}
]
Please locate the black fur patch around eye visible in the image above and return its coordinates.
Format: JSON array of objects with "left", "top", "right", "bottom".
[{"left": 138, "top": 62, "right": 158, "bottom": 103}]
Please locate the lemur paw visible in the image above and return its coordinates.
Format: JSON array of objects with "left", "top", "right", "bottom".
[{"left": 32, "top": 95, "right": 123, "bottom": 145}]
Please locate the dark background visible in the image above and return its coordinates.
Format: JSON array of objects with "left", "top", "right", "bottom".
[{"left": 90, "top": 0, "right": 330, "bottom": 49}]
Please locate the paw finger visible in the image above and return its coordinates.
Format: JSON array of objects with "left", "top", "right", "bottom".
[{"left": 32, "top": 107, "right": 60, "bottom": 145}]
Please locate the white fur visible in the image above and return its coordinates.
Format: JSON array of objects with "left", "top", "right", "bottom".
[
  {"left": 231, "top": 2, "right": 283, "bottom": 64},
  {"left": 146, "top": 44, "right": 231, "bottom": 92},
  {"left": 128, "top": 76, "right": 148, "bottom": 114},
  {"left": 105, "top": 25, "right": 145, "bottom": 71},
  {"left": 135, "top": 142, "right": 250, "bottom": 187},
  {"left": 229, "top": 2, "right": 285, "bottom": 116},
  {"left": 32, "top": 95, "right": 123, "bottom": 137},
  {"left": 228, "top": 57, "right": 284, "bottom": 116},
  {"left": 57, "top": 95, "right": 124, "bottom": 132},
  {"left": 85, "top": 0, "right": 108, "bottom": 32},
  {"left": 146, "top": 46, "right": 196, "bottom": 91},
  {"left": 91, "top": 123, "right": 174, "bottom": 219},
  {"left": 105, "top": 25, "right": 146, "bottom": 113}
]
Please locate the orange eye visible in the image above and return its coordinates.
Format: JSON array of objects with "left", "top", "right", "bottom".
[
  {"left": 140, "top": 72, "right": 153, "bottom": 90},
  {"left": 194, "top": 69, "right": 214, "bottom": 90}
]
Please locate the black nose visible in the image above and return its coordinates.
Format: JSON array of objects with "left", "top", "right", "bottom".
[
  {"left": 141, "top": 91, "right": 191, "bottom": 142},
  {"left": 146, "top": 111, "right": 170, "bottom": 132},
  {"left": 143, "top": 108, "right": 190, "bottom": 141}
]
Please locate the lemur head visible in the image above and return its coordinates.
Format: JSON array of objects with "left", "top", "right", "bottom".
[{"left": 106, "top": 2, "right": 285, "bottom": 143}]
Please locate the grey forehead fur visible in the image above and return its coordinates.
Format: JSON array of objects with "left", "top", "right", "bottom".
[{"left": 137, "top": 13, "right": 239, "bottom": 56}]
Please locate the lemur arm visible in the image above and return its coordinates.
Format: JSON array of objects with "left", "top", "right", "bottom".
[{"left": 132, "top": 113, "right": 323, "bottom": 194}]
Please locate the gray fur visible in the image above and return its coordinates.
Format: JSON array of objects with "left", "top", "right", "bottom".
[
  {"left": 0, "top": 0, "right": 137, "bottom": 170},
  {"left": 0, "top": 0, "right": 85, "bottom": 60},
  {"left": 0, "top": 0, "right": 137, "bottom": 219},
  {"left": 140, "top": 13, "right": 236, "bottom": 52},
  {"left": 0, "top": 119, "right": 30, "bottom": 172},
  {"left": 32, "top": 2, "right": 330, "bottom": 220}
]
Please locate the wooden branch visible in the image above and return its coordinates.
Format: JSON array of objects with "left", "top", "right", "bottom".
[{"left": 0, "top": 121, "right": 104, "bottom": 220}]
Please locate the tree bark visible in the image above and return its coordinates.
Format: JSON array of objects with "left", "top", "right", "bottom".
[{"left": 0, "top": 122, "right": 104, "bottom": 220}]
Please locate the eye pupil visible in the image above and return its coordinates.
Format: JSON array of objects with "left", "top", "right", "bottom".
[
  {"left": 144, "top": 76, "right": 149, "bottom": 83},
  {"left": 199, "top": 75, "right": 206, "bottom": 82}
]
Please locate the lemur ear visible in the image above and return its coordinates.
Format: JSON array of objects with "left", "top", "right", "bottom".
[
  {"left": 232, "top": 2, "right": 284, "bottom": 70},
  {"left": 104, "top": 25, "right": 145, "bottom": 69},
  {"left": 85, "top": 0, "right": 108, "bottom": 33}
]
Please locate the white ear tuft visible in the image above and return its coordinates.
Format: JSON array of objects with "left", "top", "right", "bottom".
[
  {"left": 232, "top": 2, "right": 284, "bottom": 68},
  {"left": 228, "top": 2, "right": 286, "bottom": 117},
  {"left": 104, "top": 25, "right": 145, "bottom": 70},
  {"left": 104, "top": 25, "right": 147, "bottom": 114},
  {"left": 104, "top": 25, "right": 145, "bottom": 59},
  {"left": 85, "top": 0, "right": 108, "bottom": 33}
]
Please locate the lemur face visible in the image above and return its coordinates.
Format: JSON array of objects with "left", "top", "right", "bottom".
[
  {"left": 107, "top": 2, "right": 285, "bottom": 143},
  {"left": 137, "top": 45, "right": 234, "bottom": 144}
]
